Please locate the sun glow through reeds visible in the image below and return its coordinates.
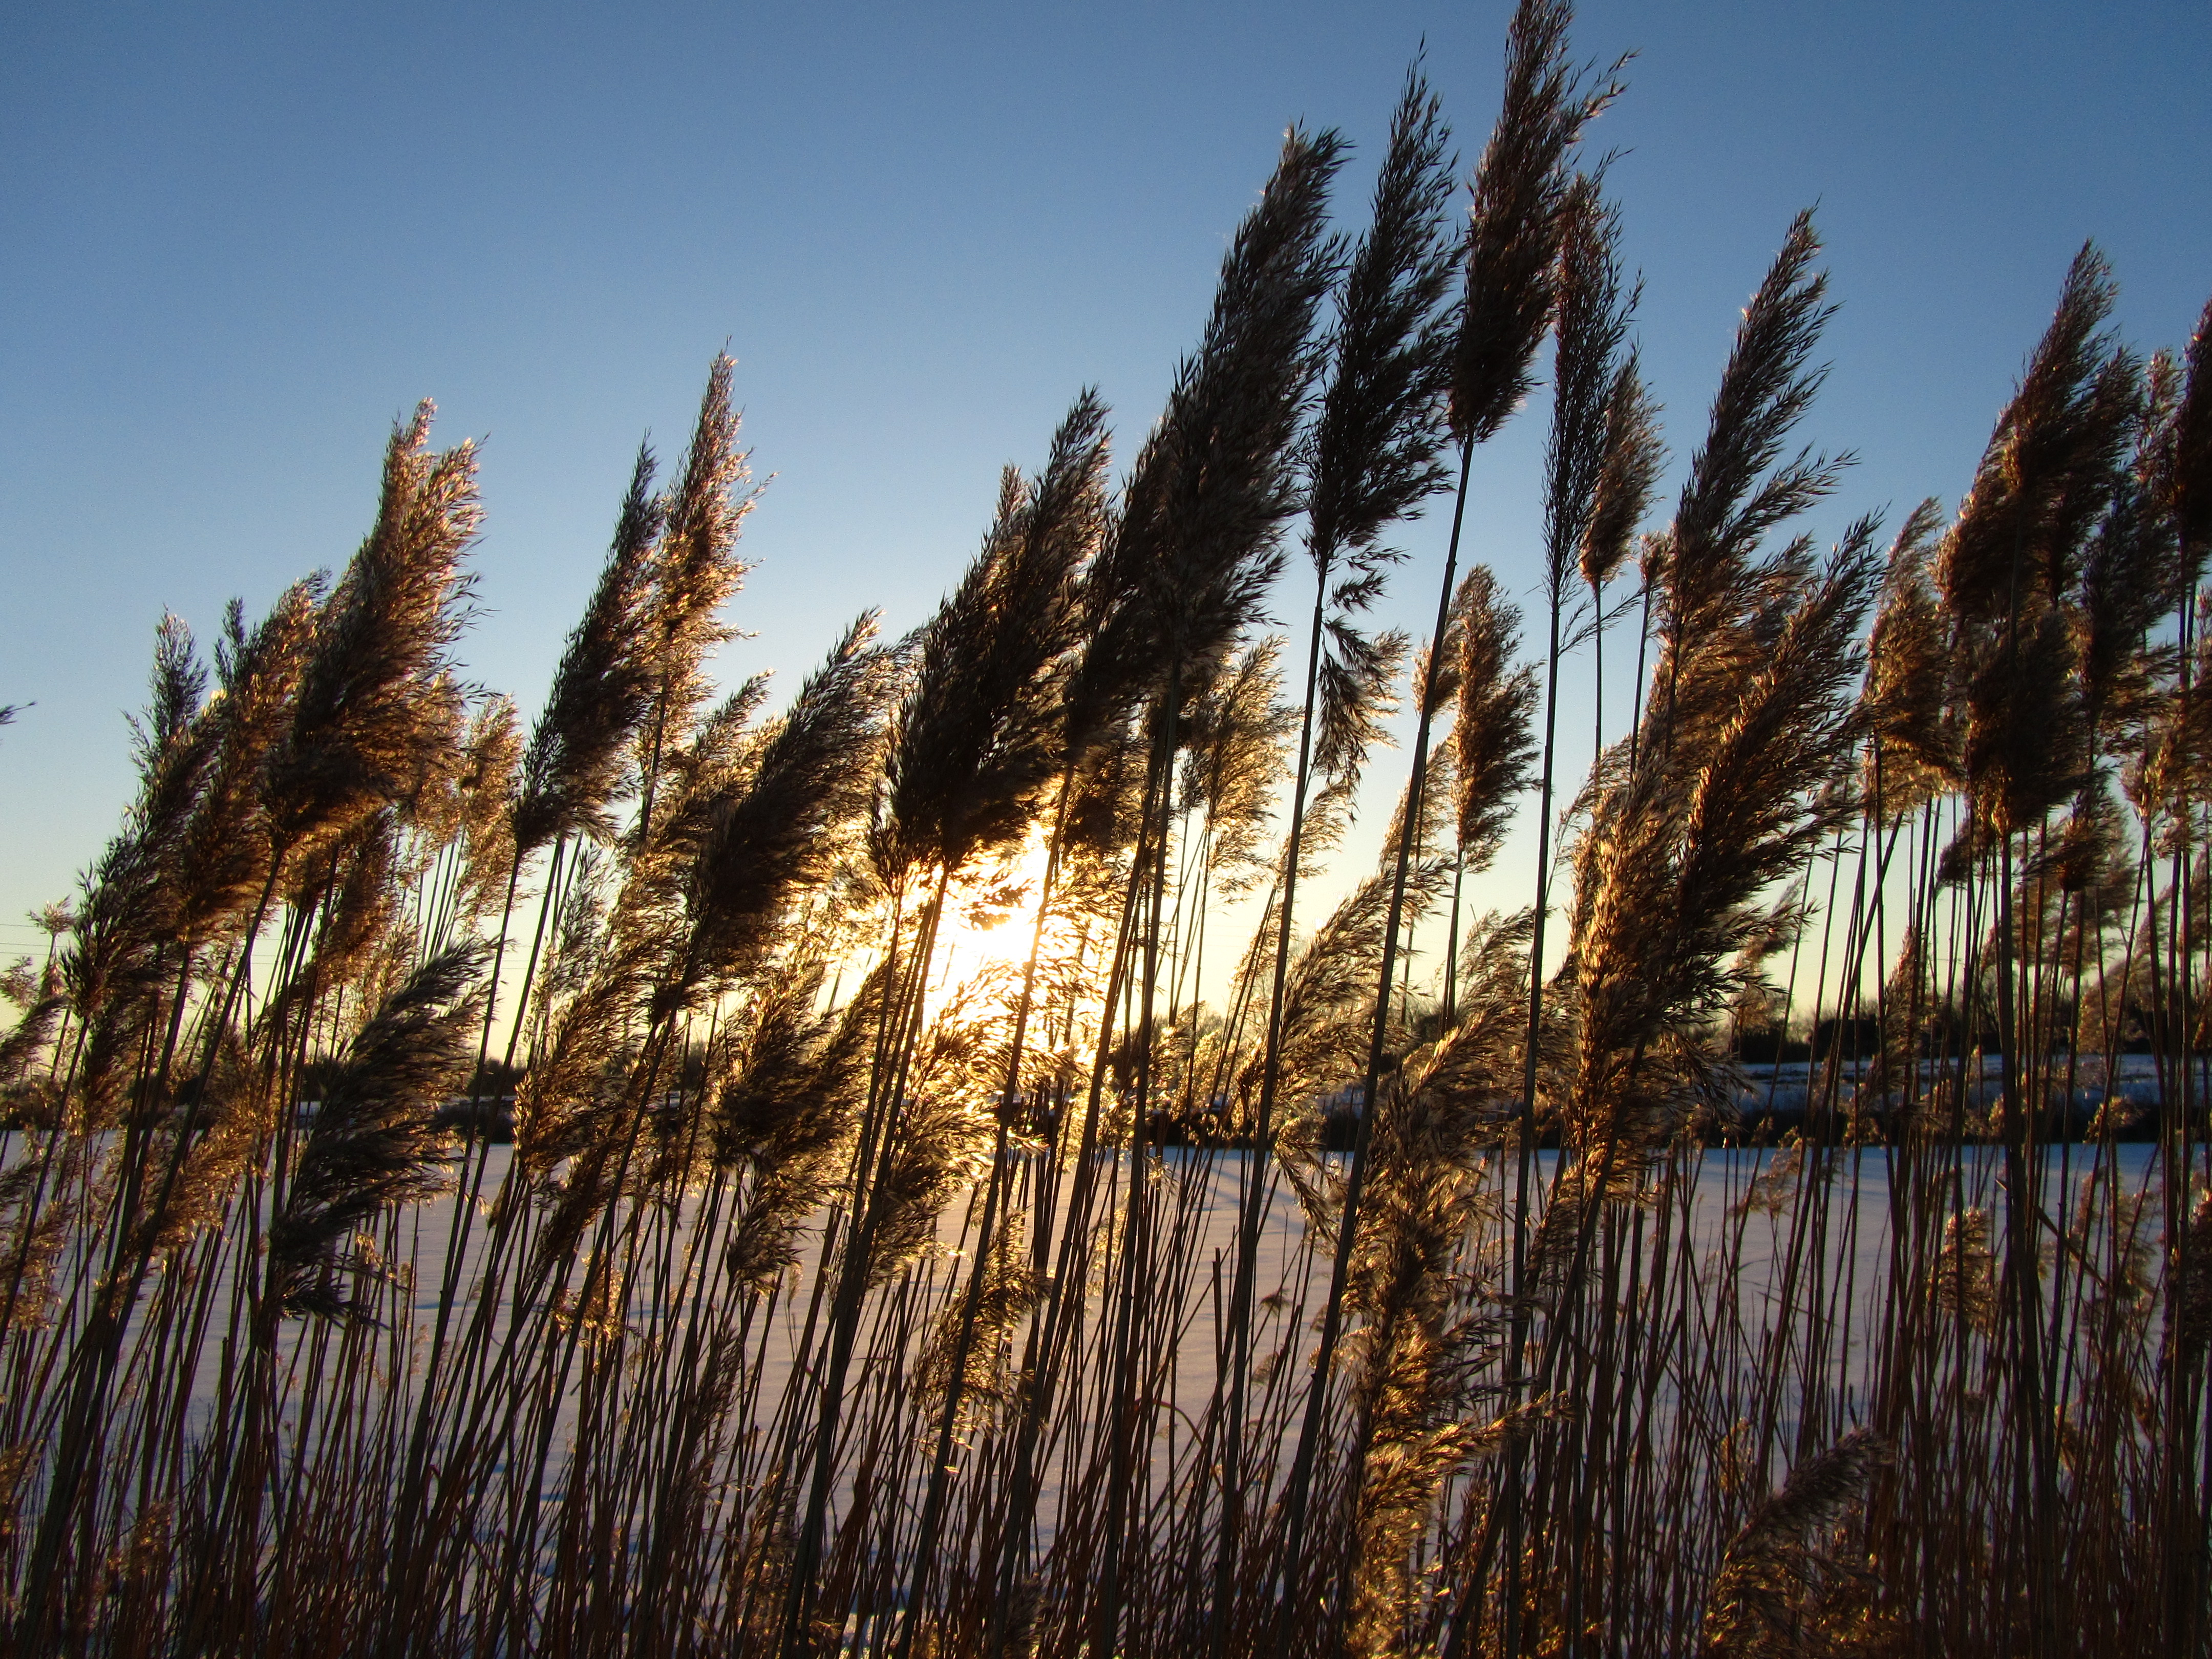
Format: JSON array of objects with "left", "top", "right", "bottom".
[{"left": 920, "top": 829, "right": 1075, "bottom": 1016}]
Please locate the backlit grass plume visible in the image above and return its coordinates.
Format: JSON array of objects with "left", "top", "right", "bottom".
[
  {"left": 1861, "top": 500, "right": 1958, "bottom": 817},
  {"left": 1582, "top": 354, "right": 1665, "bottom": 597},
  {"left": 515, "top": 444, "right": 665, "bottom": 854},
  {"left": 635, "top": 355, "right": 758, "bottom": 843},
  {"left": 672, "top": 613, "right": 902, "bottom": 1006},
  {"left": 717, "top": 963, "right": 880, "bottom": 1290},
  {"left": 167, "top": 584, "right": 320, "bottom": 951},
  {"left": 1073, "top": 123, "right": 1342, "bottom": 737},
  {"left": 1567, "top": 519, "right": 1880, "bottom": 1147},
  {"left": 1308, "top": 66, "right": 1460, "bottom": 794},
  {"left": 1450, "top": 0, "right": 1620, "bottom": 448},
  {"left": 264, "top": 943, "right": 487, "bottom": 1324},
  {"left": 1449, "top": 565, "right": 1540, "bottom": 873},
  {"left": 1939, "top": 245, "right": 2137, "bottom": 622},
  {"left": 1696, "top": 1429, "right": 1887, "bottom": 1657},
  {"left": 880, "top": 390, "right": 1108, "bottom": 880},
  {"left": 264, "top": 403, "right": 480, "bottom": 855},
  {"left": 1653, "top": 212, "right": 1844, "bottom": 729}
]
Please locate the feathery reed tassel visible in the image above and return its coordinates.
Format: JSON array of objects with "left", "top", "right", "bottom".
[
  {"left": 1568, "top": 522, "right": 1881, "bottom": 1148},
  {"left": 1305, "top": 64, "right": 1460, "bottom": 798},
  {"left": 2076, "top": 395, "right": 2178, "bottom": 738},
  {"left": 2150, "top": 293, "right": 2212, "bottom": 604},
  {"left": 636, "top": 355, "right": 758, "bottom": 844},
  {"left": 1655, "top": 213, "right": 1844, "bottom": 725},
  {"left": 1542, "top": 175, "right": 1634, "bottom": 576},
  {"left": 1581, "top": 354, "right": 1665, "bottom": 755},
  {"left": 1696, "top": 1429, "right": 1887, "bottom": 1657},
  {"left": 169, "top": 584, "right": 320, "bottom": 950},
  {"left": 64, "top": 618, "right": 222, "bottom": 1122},
  {"left": 1180, "top": 635, "right": 1300, "bottom": 891},
  {"left": 515, "top": 444, "right": 666, "bottom": 853},
  {"left": 1938, "top": 245, "right": 2136, "bottom": 624},
  {"left": 1061, "top": 125, "right": 1343, "bottom": 753},
  {"left": 134, "top": 1034, "right": 271, "bottom": 1259},
  {"left": 1439, "top": 564, "right": 1538, "bottom": 1028},
  {"left": 264, "top": 944, "right": 486, "bottom": 1325},
  {"left": 1861, "top": 501, "right": 1957, "bottom": 818},
  {"left": 1452, "top": 569, "right": 1542, "bottom": 874},
  {"left": 514, "top": 942, "right": 650, "bottom": 1185},
  {"left": 915, "top": 1210, "right": 1043, "bottom": 1423},
  {"left": 264, "top": 403, "right": 481, "bottom": 855},
  {"left": 1962, "top": 595, "right": 2091, "bottom": 837},
  {"left": 672, "top": 613, "right": 901, "bottom": 1008},
  {"left": 718, "top": 963, "right": 880, "bottom": 1289},
  {"left": 880, "top": 391, "right": 1108, "bottom": 880},
  {"left": 1583, "top": 354, "right": 1665, "bottom": 597},
  {"left": 1449, "top": 0, "right": 1621, "bottom": 449},
  {"left": 0, "top": 995, "right": 63, "bottom": 1097}
]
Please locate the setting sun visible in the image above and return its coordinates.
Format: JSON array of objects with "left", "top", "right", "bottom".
[{"left": 921, "top": 826, "right": 1065, "bottom": 1014}]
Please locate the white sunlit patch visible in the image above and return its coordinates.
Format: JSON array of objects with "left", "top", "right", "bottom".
[{"left": 920, "top": 825, "right": 1062, "bottom": 1022}]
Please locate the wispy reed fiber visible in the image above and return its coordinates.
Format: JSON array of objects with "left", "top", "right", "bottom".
[
  {"left": 264, "top": 403, "right": 479, "bottom": 855},
  {"left": 264, "top": 944, "right": 487, "bottom": 1324},
  {"left": 515, "top": 444, "right": 666, "bottom": 854}
]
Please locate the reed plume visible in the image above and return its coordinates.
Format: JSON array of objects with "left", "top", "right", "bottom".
[
  {"left": 636, "top": 355, "right": 757, "bottom": 840},
  {"left": 1583, "top": 354, "right": 1665, "bottom": 596},
  {"left": 516, "top": 443, "right": 666, "bottom": 853},
  {"left": 1543, "top": 175, "right": 1633, "bottom": 595},
  {"left": 1452, "top": 570, "right": 1541, "bottom": 874},
  {"left": 1450, "top": 0, "right": 1619, "bottom": 448},
  {"left": 57, "top": 618, "right": 230, "bottom": 1126},
  {"left": 264, "top": 943, "right": 486, "bottom": 1324},
  {"left": 513, "top": 940, "right": 648, "bottom": 1181},
  {"left": 263, "top": 403, "right": 479, "bottom": 855},
  {"left": 1939, "top": 245, "right": 2137, "bottom": 623},
  {"left": 673, "top": 613, "right": 901, "bottom": 1007},
  {"left": 881, "top": 390, "right": 1108, "bottom": 881},
  {"left": 1180, "top": 636, "right": 1299, "bottom": 892},
  {"left": 0, "top": 993, "right": 62, "bottom": 1097},
  {"left": 1582, "top": 353, "right": 1665, "bottom": 756},
  {"left": 1069, "top": 124, "right": 1342, "bottom": 743},
  {"left": 168, "top": 584, "right": 320, "bottom": 950},
  {"left": 1654, "top": 213, "right": 1844, "bottom": 726},
  {"left": 1697, "top": 1429, "right": 1887, "bottom": 1657},
  {"left": 134, "top": 1033, "right": 268, "bottom": 1259},
  {"left": 1568, "top": 519, "right": 1880, "bottom": 1147},
  {"left": 1307, "top": 65, "right": 1459, "bottom": 794},
  {"left": 1861, "top": 501, "right": 1958, "bottom": 818},
  {"left": 718, "top": 964, "right": 881, "bottom": 1290}
]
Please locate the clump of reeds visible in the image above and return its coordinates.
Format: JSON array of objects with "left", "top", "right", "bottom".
[{"left": 7, "top": 18, "right": 2212, "bottom": 1658}]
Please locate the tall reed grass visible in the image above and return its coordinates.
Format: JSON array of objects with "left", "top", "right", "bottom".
[{"left": 3, "top": 4, "right": 2209, "bottom": 1653}]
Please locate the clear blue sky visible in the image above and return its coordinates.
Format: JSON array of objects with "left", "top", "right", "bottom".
[{"left": 2, "top": 1, "right": 2207, "bottom": 963}]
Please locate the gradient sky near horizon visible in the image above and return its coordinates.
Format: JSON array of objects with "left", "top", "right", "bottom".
[{"left": 2, "top": 1, "right": 2207, "bottom": 966}]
